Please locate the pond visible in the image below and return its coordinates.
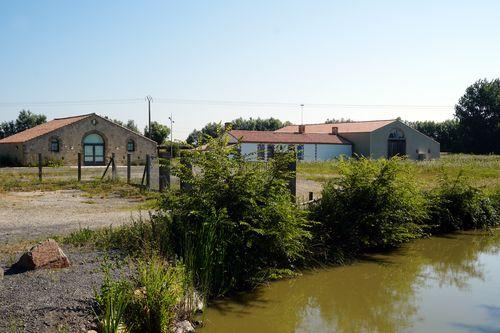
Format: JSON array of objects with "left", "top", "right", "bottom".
[{"left": 200, "top": 231, "right": 500, "bottom": 333}]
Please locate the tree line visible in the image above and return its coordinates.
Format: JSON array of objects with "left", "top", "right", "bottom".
[{"left": 406, "top": 79, "right": 500, "bottom": 153}]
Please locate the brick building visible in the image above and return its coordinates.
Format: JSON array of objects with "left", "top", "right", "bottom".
[{"left": 0, "top": 113, "right": 157, "bottom": 166}]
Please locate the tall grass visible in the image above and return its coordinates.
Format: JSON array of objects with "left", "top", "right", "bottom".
[
  {"left": 126, "top": 257, "right": 189, "bottom": 333},
  {"left": 94, "top": 261, "right": 131, "bottom": 333}
]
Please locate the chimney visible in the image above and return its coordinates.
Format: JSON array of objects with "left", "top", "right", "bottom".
[
  {"left": 298, "top": 124, "right": 306, "bottom": 134},
  {"left": 331, "top": 126, "right": 338, "bottom": 135}
]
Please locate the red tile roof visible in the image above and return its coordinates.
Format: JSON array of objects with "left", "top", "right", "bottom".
[
  {"left": 229, "top": 130, "right": 351, "bottom": 145},
  {"left": 275, "top": 119, "right": 396, "bottom": 134},
  {"left": 0, "top": 114, "right": 93, "bottom": 144}
]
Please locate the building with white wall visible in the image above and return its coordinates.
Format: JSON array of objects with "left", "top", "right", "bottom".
[
  {"left": 228, "top": 127, "right": 352, "bottom": 162},
  {"left": 276, "top": 119, "right": 440, "bottom": 160}
]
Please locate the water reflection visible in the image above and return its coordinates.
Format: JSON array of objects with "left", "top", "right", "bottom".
[{"left": 202, "top": 231, "right": 500, "bottom": 333}]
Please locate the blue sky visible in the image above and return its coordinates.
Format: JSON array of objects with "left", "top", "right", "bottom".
[{"left": 1, "top": 1, "right": 499, "bottom": 139}]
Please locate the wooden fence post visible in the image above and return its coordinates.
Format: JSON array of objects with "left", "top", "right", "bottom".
[
  {"left": 159, "top": 156, "right": 170, "bottom": 192},
  {"left": 127, "top": 154, "right": 131, "bottom": 184},
  {"left": 38, "top": 153, "right": 43, "bottom": 182},
  {"left": 288, "top": 157, "right": 297, "bottom": 202},
  {"left": 111, "top": 153, "right": 117, "bottom": 181},
  {"left": 78, "top": 153, "right": 82, "bottom": 182},
  {"left": 145, "top": 154, "right": 151, "bottom": 190}
]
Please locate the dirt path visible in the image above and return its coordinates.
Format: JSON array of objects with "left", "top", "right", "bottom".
[{"left": 0, "top": 190, "right": 142, "bottom": 244}]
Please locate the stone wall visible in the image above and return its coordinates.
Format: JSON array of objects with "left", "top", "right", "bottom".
[
  {"left": 20, "top": 114, "right": 157, "bottom": 166},
  {"left": 0, "top": 143, "right": 24, "bottom": 165}
]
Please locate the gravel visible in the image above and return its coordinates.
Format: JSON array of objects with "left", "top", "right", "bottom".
[
  {"left": 0, "top": 247, "right": 124, "bottom": 333},
  {"left": 0, "top": 190, "right": 141, "bottom": 245}
]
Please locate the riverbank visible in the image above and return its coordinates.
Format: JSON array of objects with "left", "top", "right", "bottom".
[{"left": 200, "top": 230, "right": 500, "bottom": 333}]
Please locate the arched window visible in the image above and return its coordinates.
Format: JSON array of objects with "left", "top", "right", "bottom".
[
  {"left": 83, "top": 133, "right": 105, "bottom": 165},
  {"left": 127, "top": 139, "right": 136, "bottom": 152},
  {"left": 388, "top": 128, "right": 405, "bottom": 140},
  {"left": 50, "top": 138, "right": 60, "bottom": 152}
]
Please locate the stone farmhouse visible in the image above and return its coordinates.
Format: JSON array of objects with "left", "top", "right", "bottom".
[
  {"left": 229, "top": 119, "right": 440, "bottom": 161},
  {"left": 0, "top": 113, "right": 157, "bottom": 166}
]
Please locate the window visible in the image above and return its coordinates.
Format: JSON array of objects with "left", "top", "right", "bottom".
[
  {"left": 267, "top": 144, "right": 275, "bottom": 159},
  {"left": 257, "top": 144, "right": 265, "bottom": 160},
  {"left": 388, "top": 128, "right": 405, "bottom": 140},
  {"left": 297, "top": 145, "right": 304, "bottom": 160},
  {"left": 127, "top": 139, "right": 136, "bottom": 152},
  {"left": 50, "top": 138, "right": 60, "bottom": 152}
]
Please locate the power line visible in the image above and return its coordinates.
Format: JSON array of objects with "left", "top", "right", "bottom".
[
  {"left": 0, "top": 97, "right": 454, "bottom": 109},
  {"left": 0, "top": 98, "right": 143, "bottom": 107}
]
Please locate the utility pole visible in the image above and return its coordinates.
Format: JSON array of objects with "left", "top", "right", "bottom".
[
  {"left": 145, "top": 95, "right": 153, "bottom": 138},
  {"left": 168, "top": 114, "right": 174, "bottom": 158},
  {"left": 300, "top": 104, "right": 304, "bottom": 125}
]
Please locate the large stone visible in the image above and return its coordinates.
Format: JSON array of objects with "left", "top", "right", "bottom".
[
  {"left": 174, "top": 320, "right": 195, "bottom": 333},
  {"left": 15, "top": 239, "right": 71, "bottom": 270}
]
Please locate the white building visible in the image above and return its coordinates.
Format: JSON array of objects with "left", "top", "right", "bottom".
[
  {"left": 228, "top": 127, "right": 352, "bottom": 162},
  {"left": 277, "top": 119, "right": 440, "bottom": 160}
]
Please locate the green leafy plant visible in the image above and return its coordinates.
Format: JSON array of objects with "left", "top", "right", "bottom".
[
  {"left": 95, "top": 261, "right": 131, "bottom": 333},
  {"left": 126, "top": 257, "right": 188, "bottom": 333},
  {"left": 427, "top": 174, "right": 499, "bottom": 233},
  {"left": 311, "top": 157, "right": 428, "bottom": 258},
  {"left": 158, "top": 135, "right": 311, "bottom": 297}
]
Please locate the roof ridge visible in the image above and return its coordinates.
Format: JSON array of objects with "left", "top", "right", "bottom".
[
  {"left": 53, "top": 113, "right": 94, "bottom": 121},
  {"left": 284, "top": 119, "right": 396, "bottom": 126}
]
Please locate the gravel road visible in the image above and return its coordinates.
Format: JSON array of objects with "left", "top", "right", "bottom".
[{"left": 0, "top": 190, "right": 141, "bottom": 245}]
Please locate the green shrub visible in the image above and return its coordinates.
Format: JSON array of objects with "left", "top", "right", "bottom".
[
  {"left": 311, "top": 157, "right": 428, "bottom": 257},
  {"left": 95, "top": 262, "right": 131, "bottom": 333},
  {"left": 427, "top": 175, "right": 499, "bottom": 233},
  {"left": 126, "top": 257, "right": 188, "bottom": 333},
  {"left": 157, "top": 136, "right": 311, "bottom": 297}
]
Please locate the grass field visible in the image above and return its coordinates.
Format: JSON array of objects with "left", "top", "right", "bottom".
[{"left": 298, "top": 154, "right": 500, "bottom": 194}]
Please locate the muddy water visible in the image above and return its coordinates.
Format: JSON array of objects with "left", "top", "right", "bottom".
[{"left": 201, "top": 231, "right": 500, "bottom": 333}]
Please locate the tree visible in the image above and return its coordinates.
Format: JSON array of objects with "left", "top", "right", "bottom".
[
  {"left": 108, "top": 118, "right": 140, "bottom": 133},
  {"left": 186, "top": 117, "right": 291, "bottom": 147},
  {"left": 325, "top": 118, "right": 354, "bottom": 124},
  {"left": 406, "top": 119, "right": 460, "bottom": 152},
  {"left": 455, "top": 79, "right": 500, "bottom": 154},
  {"left": 125, "top": 120, "right": 139, "bottom": 133},
  {"left": 145, "top": 121, "right": 171, "bottom": 145},
  {"left": 0, "top": 110, "right": 46, "bottom": 139}
]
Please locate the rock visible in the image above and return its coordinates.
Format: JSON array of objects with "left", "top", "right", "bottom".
[
  {"left": 15, "top": 239, "right": 71, "bottom": 270},
  {"left": 0, "top": 267, "right": 3, "bottom": 280},
  {"left": 174, "top": 320, "right": 195, "bottom": 333},
  {"left": 87, "top": 331, "right": 98, "bottom": 333}
]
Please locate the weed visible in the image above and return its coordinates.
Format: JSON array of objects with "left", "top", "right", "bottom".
[
  {"left": 126, "top": 256, "right": 188, "bottom": 333},
  {"left": 94, "top": 260, "right": 131, "bottom": 333}
]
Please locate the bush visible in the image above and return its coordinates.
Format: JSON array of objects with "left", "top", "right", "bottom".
[
  {"left": 427, "top": 175, "right": 499, "bottom": 233},
  {"left": 157, "top": 136, "right": 311, "bottom": 297},
  {"left": 126, "top": 257, "right": 188, "bottom": 333},
  {"left": 311, "top": 157, "right": 428, "bottom": 257}
]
